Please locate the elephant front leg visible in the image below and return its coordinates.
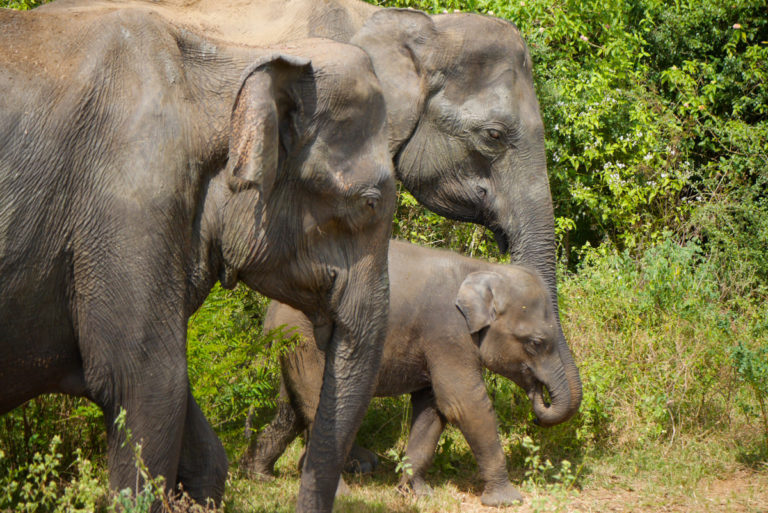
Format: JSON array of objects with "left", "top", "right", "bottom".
[
  {"left": 75, "top": 257, "right": 197, "bottom": 508},
  {"left": 433, "top": 374, "right": 523, "bottom": 507},
  {"left": 400, "top": 387, "right": 446, "bottom": 496},
  {"left": 88, "top": 341, "right": 189, "bottom": 506},
  {"left": 176, "top": 390, "right": 228, "bottom": 504},
  {"left": 296, "top": 322, "right": 384, "bottom": 513}
]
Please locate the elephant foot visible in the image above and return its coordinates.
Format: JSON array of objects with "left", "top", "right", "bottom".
[
  {"left": 481, "top": 481, "right": 523, "bottom": 507},
  {"left": 398, "top": 476, "right": 432, "bottom": 498},
  {"left": 239, "top": 465, "right": 276, "bottom": 482},
  {"left": 238, "top": 456, "right": 276, "bottom": 481},
  {"left": 336, "top": 476, "right": 351, "bottom": 497},
  {"left": 344, "top": 445, "right": 380, "bottom": 474}
]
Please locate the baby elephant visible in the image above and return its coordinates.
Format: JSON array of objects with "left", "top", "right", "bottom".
[{"left": 244, "top": 240, "right": 570, "bottom": 506}]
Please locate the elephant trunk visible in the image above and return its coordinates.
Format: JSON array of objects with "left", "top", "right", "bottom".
[
  {"left": 527, "top": 360, "right": 576, "bottom": 427},
  {"left": 295, "top": 261, "right": 389, "bottom": 512},
  {"left": 497, "top": 141, "right": 583, "bottom": 426}
]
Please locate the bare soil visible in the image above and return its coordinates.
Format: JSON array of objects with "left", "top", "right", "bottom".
[{"left": 446, "top": 470, "right": 768, "bottom": 513}]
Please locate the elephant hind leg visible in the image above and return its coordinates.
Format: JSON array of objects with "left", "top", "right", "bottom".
[
  {"left": 241, "top": 383, "right": 305, "bottom": 478},
  {"left": 400, "top": 387, "right": 446, "bottom": 496},
  {"left": 344, "top": 444, "right": 379, "bottom": 474}
]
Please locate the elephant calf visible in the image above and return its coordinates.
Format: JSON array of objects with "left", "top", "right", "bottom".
[{"left": 243, "top": 240, "right": 579, "bottom": 507}]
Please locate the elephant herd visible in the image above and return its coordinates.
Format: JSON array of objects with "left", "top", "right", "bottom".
[{"left": 0, "top": 1, "right": 582, "bottom": 512}]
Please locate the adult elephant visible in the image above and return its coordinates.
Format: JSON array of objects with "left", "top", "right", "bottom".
[
  {"left": 0, "top": 6, "right": 394, "bottom": 513},
  {"left": 92, "top": 0, "right": 584, "bottom": 424}
]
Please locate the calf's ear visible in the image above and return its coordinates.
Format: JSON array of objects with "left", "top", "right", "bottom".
[
  {"left": 455, "top": 271, "right": 503, "bottom": 334},
  {"left": 225, "top": 54, "right": 310, "bottom": 200}
]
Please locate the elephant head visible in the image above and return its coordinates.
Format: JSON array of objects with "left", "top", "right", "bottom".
[
  {"left": 351, "top": 10, "right": 581, "bottom": 424},
  {"left": 211, "top": 43, "right": 395, "bottom": 510},
  {"left": 456, "top": 269, "right": 571, "bottom": 427}
]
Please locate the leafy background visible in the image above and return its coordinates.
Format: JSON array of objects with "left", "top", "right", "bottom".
[{"left": 1, "top": 0, "right": 766, "bottom": 511}]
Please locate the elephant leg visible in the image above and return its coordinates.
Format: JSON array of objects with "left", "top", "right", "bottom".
[
  {"left": 75, "top": 247, "right": 193, "bottom": 507},
  {"left": 432, "top": 372, "right": 523, "bottom": 507},
  {"left": 84, "top": 326, "right": 188, "bottom": 506},
  {"left": 176, "top": 390, "right": 228, "bottom": 504},
  {"left": 345, "top": 444, "right": 379, "bottom": 474},
  {"left": 399, "top": 387, "right": 446, "bottom": 497},
  {"left": 297, "top": 444, "right": 352, "bottom": 497},
  {"left": 241, "top": 380, "right": 305, "bottom": 478},
  {"left": 296, "top": 321, "right": 387, "bottom": 512}
]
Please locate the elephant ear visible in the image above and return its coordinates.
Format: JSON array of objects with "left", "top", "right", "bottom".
[
  {"left": 225, "top": 54, "right": 310, "bottom": 199},
  {"left": 350, "top": 9, "right": 438, "bottom": 153},
  {"left": 456, "top": 271, "right": 503, "bottom": 335}
]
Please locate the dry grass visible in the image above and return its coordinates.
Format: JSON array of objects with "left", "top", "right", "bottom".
[{"left": 221, "top": 432, "right": 768, "bottom": 513}]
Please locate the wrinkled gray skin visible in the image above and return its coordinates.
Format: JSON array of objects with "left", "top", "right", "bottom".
[
  {"left": 51, "top": 0, "right": 583, "bottom": 425},
  {"left": 0, "top": 6, "right": 395, "bottom": 513},
  {"left": 243, "top": 240, "right": 563, "bottom": 506}
]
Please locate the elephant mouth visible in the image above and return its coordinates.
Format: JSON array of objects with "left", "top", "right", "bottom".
[
  {"left": 492, "top": 228, "right": 509, "bottom": 254},
  {"left": 527, "top": 381, "right": 552, "bottom": 425},
  {"left": 491, "top": 226, "right": 524, "bottom": 263}
]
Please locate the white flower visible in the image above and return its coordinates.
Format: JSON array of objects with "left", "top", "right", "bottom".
[{"left": 644, "top": 153, "right": 653, "bottom": 161}]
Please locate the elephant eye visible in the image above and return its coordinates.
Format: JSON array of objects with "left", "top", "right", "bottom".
[
  {"left": 487, "top": 128, "right": 502, "bottom": 140},
  {"left": 526, "top": 336, "right": 544, "bottom": 351}
]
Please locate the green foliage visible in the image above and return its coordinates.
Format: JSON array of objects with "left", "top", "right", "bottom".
[
  {"left": 730, "top": 342, "right": 768, "bottom": 450},
  {"left": 0, "top": 436, "right": 109, "bottom": 513},
  {"left": 385, "top": 448, "right": 413, "bottom": 478},
  {"left": 187, "top": 284, "right": 295, "bottom": 452},
  {"left": 520, "top": 436, "right": 578, "bottom": 489},
  {"left": 560, "top": 239, "right": 764, "bottom": 451},
  {"left": 0, "top": 0, "right": 49, "bottom": 9},
  {"left": 0, "top": 396, "right": 105, "bottom": 475}
]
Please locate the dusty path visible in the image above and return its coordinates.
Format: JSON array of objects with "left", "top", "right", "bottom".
[{"left": 446, "top": 470, "right": 768, "bottom": 513}]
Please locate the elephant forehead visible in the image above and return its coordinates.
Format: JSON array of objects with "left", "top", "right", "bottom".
[
  {"left": 442, "top": 60, "right": 526, "bottom": 104},
  {"left": 316, "top": 71, "right": 385, "bottom": 123},
  {"left": 432, "top": 74, "right": 524, "bottom": 128}
]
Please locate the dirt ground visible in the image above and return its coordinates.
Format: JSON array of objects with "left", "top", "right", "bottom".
[{"left": 445, "top": 470, "right": 768, "bottom": 513}]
